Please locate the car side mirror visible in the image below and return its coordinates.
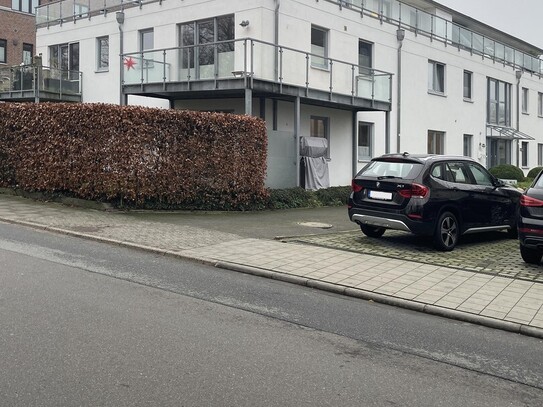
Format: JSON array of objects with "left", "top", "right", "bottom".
[{"left": 493, "top": 178, "right": 505, "bottom": 188}]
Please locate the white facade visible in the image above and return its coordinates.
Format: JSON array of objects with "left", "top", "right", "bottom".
[{"left": 34, "top": 0, "right": 543, "bottom": 187}]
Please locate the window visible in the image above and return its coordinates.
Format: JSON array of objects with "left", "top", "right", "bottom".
[
  {"left": 11, "top": 0, "right": 38, "bottom": 14},
  {"left": 22, "top": 43, "right": 33, "bottom": 65},
  {"left": 446, "top": 162, "right": 469, "bottom": 184},
  {"left": 311, "top": 26, "right": 328, "bottom": 69},
  {"left": 463, "top": 134, "right": 472, "bottom": 157},
  {"left": 179, "top": 15, "right": 235, "bottom": 79},
  {"left": 522, "top": 87, "right": 529, "bottom": 114},
  {"left": 427, "top": 130, "right": 445, "bottom": 154},
  {"left": 522, "top": 141, "right": 529, "bottom": 167},
  {"left": 358, "top": 122, "right": 373, "bottom": 161},
  {"left": 0, "top": 39, "right": 6, "bottom": 64},
  {"left": 49, "top": 42, "right": 79, "bottom": 79},
  {"left": 467, "top": 163, "right": 493, "bottom": 186},
  {"left": 358, "top": 40, "right": 372, "bottom": 74},
  {"left": 463, "top": 70, "right": 472, "bottom": 100},
  {"left": 538, "top": 92, "right": 543, "bottom": 117},
  {"left": 538, "top": 143, "right": 543, "bottom": 166},
  {"left": 140, "top": 29, "right": 154, "bottom": 52},
  {"left": 428, "top": 60, "right": 445, "bottom": 94},
  {"left": 487, "top": 78, "right": 511, "bottom": 126},
  {"left": 310, "top": 116, "right": 330, "bottom": 158},
  {"left": 96, "top": 36, "right": 109, "bottom": 71}
]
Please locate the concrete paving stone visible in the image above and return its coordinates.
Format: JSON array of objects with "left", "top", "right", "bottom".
[
  {"left": 507, "top": 309, "right": 538, "bottom": 321},
  {"left": 434, "top": 300, "right": 463, "bottom": 309},
  {"left": 505, "top": 316, "right": 532, "bottom": 325},
  {"left": 456, "top": 304, "right": 487, "bottom": 314},
  {"left": 479, "top": 309, "right": 508, "bottom": 319},
  {"left": 395, "top": 292, "right": 419, "bottom": 300},
  {"left": 530, "top": 320, "right": 543, "bottom": 328},
  {"left": 515, "top": 299, "right": 543, "bottom": 310}
]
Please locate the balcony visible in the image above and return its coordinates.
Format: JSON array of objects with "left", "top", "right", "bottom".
[
  {"left": 336, "top": 0, "right": 543, "bottom": 75},
  {"left": 0, "top": 65, "right": 82, "bottom": 103},
  {"left": 121, "top": 38, "right": 393, "bottom": 111}
]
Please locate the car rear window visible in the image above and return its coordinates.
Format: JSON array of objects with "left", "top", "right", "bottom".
[{"left": 358, "top": 160, "right": 423, "bottom": 179}]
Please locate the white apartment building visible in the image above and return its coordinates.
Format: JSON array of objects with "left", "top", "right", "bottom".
[{"left": 24, "top": 0, "right": 543, "bottom": 187}]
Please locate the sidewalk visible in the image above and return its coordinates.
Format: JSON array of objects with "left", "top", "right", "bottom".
[{"left": 1, "top": 193, "right": 542, "bottom": 338}]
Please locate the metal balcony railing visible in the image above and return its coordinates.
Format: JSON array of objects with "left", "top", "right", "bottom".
[
  {"left": 121, "top": 38, "right": 393, "bottom": 104},
  {"left": 0, "top": 65, "right": 82, "bottom": 97},
  {"left": 335, "top": 0, "right": 543, "bottom": 75}
]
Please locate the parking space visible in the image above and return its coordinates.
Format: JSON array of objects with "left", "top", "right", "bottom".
[{"left": 283, "top": 230, "right": 543, "bottom": 283}]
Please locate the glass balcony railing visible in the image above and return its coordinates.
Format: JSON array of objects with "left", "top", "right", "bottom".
[
  {"left": 0, "top": 65, "right": 82, "bottom": 96},
  {"left": 338, "top": 0, "right": 543, "bottom": 75},
  {"left": 35, "top": 0, "right": 150, "bottom": 26},
  {"left": 122, "top": 38, "right": 393, "bottom": 104}
]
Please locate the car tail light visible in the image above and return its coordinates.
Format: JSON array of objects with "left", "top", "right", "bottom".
[
  {"left": 351, "top": 180, "right": 364, "bottom": 193},
  {"left": 520, "top": 195, "right": 543, "bottom": 207},
  {"left": 398, "top": 183, "right": 429, "bottom": 199}
]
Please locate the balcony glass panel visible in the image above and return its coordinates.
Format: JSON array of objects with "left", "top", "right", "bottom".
[
  {"left": 472, "top": 33, "right": 483, "bottom": 53},
  {"left": 495, "top": 43, "right": 505, "bottom": 61},
  {"left": 483, "top": 38, "right": 495, "bottom": 58},
  {"left": 433, "top": 16, "right": 447, "bottom": 39},
  {"left": 418, "top": 12, "right": 432, "bottom": 34},
  {"left": 364, "top": 0, "right": 380, "bottom": 15},
  {"left": 504, "top": 46, "right": 514, "bottom": 64}
]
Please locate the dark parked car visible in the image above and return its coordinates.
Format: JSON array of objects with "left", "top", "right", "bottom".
[
  {"left": 348, "top": 153, "right": 521, "bottom": 251},
  {"left": 518, "top": 170, "right": 543, "bottom": 264}
]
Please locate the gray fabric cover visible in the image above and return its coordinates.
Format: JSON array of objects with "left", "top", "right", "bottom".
[
  {"left": 300, "top": 137, "right": 330, "bottom": 190},
  {"left": 300, "top": 136, "right": 328, "bottom": 157},
  {"left": 304, "top": 156, "right": 330, "bottom": 190}
]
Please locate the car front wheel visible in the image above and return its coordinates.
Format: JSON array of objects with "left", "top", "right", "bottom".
[
  {"left": 360, "top": 224, "right": 386, "bottom": 238},
  {"left": 520, "top": 244, "right": 542, "bottom": 264},
  {"left": 434, "top": 211, "right": 459, "bottom": 251}
]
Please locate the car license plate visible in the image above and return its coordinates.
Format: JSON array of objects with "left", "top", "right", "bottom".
[{"left": 368, "top": 190, "right": 392, "bottom": 201}]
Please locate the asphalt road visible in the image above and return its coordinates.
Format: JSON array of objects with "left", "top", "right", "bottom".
[{"left": 1, "top": 222, "right": 543, "bottom": 406}]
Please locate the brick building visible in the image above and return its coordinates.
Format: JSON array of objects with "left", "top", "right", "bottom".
[{"left": 0, "top": 0, "right": 39, "bottom": 66}]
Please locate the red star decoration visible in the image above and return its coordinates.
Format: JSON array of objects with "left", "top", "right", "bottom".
[{"left": 124, "top": 57, "right": 137, "bottom": 70}]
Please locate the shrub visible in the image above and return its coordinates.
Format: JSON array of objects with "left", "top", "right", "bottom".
[
  {"left": 527, "top": 167, "right": 543, "bottom": 179},
  {"left": 0, "top": 103, "right": 268, "bottom": 210},
  {"left": 314, "top": 186, "right": 350, "bottom": 206},
  {"left": 266, "top": 186, "right": 349, "bottom": 209},
  {"left": 488, "top": 164, "right": 525, "bottom": 182}
]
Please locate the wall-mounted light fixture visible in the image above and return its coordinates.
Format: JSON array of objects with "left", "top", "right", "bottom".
[
  {"left": 239, "top": 20, "right": 250, "bottom": 28},
  {"left": 116, "top": 11, "right": 125, "bottom": 25},
  {"left": 396, "top": 29, "right": 405, "bottom": 41}
]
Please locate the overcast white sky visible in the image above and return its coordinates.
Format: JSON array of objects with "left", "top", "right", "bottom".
[{"left": 436, "top": 0, "right": 543, "bottom": 50}]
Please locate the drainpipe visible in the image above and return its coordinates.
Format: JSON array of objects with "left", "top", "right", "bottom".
[
  {"left": 516, "top": 70, "right": 522, "bottom": 167},
  {"left": 396, "top": 29, "right": 405, "bottom": 153},
  {"left": 116, "top": 11, "right": 125, "bottom": 106},
  {"left": 274, "top": 0, "right": 280, "bottom": 81}
]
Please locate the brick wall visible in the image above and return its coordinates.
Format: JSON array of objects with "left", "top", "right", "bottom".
[{"left": 0, "top": 6, "right": 36, "bottom": 66}]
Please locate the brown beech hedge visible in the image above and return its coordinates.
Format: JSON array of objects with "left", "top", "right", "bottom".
[{"left": 0, "top": 103, "right": 269, "bottom": 210}]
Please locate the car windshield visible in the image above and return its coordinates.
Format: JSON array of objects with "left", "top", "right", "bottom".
[{"left": 358, "top": 160, "right": 423, "bottom": 179}]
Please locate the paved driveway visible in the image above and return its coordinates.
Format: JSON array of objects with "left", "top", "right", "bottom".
[{"left": 283, "top": 230, "right": 543, "bottom": 283}]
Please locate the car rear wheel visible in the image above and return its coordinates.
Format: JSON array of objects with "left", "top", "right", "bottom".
[
  {"left": 360, "top": 224, "right": 386, "bottom": 238},
  {"left": 520, "top": 245, "right": 542, "bottom": 265},
  {"left": 434, "top": 211, "right": 458, "bottom": 251}
]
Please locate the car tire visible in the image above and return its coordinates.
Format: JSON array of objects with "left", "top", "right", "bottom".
[
  {"left": 433, "top": 211, "right": 459, "bottom": 251},
  {"left": 360, "top": 224, "right": 386, "bottom": 238},
  {"left": 520, "top": 244, "right": 542, "bottom": 265}
]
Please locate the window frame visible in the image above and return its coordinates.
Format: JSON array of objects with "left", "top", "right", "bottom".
[
  {"left": 463, "top": 134, "right": 473, "bottom": 157},
  {"left": 310, "top": 115, "right": 330, "bottom": 159},
  {"left": 22, "top": 43, "right": 33, "bottom": 65},
  {"left": 522, "top": 87, "right": 529, "bottom": 114},
  {"left": 358, "top": 122, "right": 373, "bottom": 161},
  {"left": 358, "top": 40, "right": 373, "bottom": 74},
  {"left": 538, "top": 143, "right": 543, "bottom": 166},
  {"left": 311, "top": 25, "right": 329, "bottom": 70},
  {"left": 428, "top": 60, "right": 445, "bottom": 95},
  {"left": 521, "top": 141, "right": 529, "bottom": 168},
  {"left": 0, "top": 39, "right": 6, "bottom": 64},
  {"left": 96, "top": 36, "right": 109, "bottom": 71},
  {"left": 463, "top": 70, "right": 472, "bottom": 100},
  {"left": 427, "top": 130, "right": 445, "bottom": 154},
  {"left": 538, "top": 92, "right": 543, "bottom": 117},
  {"left": 487, "top": 77, "right": 512, "bottom": 126}
]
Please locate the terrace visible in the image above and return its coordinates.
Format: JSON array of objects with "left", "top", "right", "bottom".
[{"left": 0, "top": 64, "right": 82, "bottom": 103}]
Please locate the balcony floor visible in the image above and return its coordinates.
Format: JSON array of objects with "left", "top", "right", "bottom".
[{"left": 123, "top": 77, "right": 391, "bottom": 112}]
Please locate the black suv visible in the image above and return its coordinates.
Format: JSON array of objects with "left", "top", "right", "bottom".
[
  {"left": 518, "top": 170, "right": 543, "bottom": 264},
  {"left": 348, "top": 153, "right": 521, "bottom": 251}
]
